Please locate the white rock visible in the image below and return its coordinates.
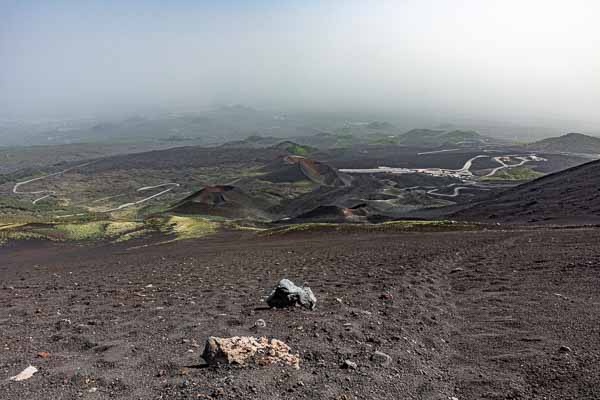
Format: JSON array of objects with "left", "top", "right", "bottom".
[
  {"left": 9, "top": 366, "right": 38, "bottom": 381},
  {"left": 202, "top": 336, "right": 300, "bottom": 368}
]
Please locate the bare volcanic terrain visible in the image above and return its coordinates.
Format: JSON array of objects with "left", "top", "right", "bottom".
[
  {"left": 2, "top": 227, "right": 600, "bottom": 399},
  {"left": 170, "top": 185, "right": 271, "bottom": 219},
  {"left": 261, "top": 155, "right": 349, "bottom": 187},
  {"left": 453, "top": 159, "right": 600, "bottom": 223},
  {"left": 283, "top": 204, "right": 382, "bottom": 224}
]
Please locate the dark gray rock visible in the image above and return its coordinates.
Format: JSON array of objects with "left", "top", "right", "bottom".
[
  {"left": 370, "top": 351, "right": 392, "bottom": 366},
  {"left": 341, "top": 360, "right": 357, "bottom": 370},
  {"left": 266, "top": 279, "right": 317, "bottom": 310}
]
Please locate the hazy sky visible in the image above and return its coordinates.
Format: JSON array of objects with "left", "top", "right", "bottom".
[{"left": 2, "top": 0, "right": 599, "bottom": 125}]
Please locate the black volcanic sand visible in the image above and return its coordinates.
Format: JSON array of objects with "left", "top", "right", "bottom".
[
  {"left": 1, "top": 228, "right": 600, "bottom": 399},
  {"left": 454, "top": 159, "right": 600, "bottom": 224}
]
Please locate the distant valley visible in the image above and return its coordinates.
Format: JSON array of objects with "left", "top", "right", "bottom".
[{"left": 1, "top": 125, "right": 599, "bottom": 246}]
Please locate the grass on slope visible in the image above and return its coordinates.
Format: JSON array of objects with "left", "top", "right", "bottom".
[
  {"left": 366, "top": 134, "right": 400, "bottom": 145},
  {"left": 482, "top": 166, "right": 544, "bottom": 181},
  {"left": 0, "top": 220, "right": 147, "bottom": 244},
  {"left": 0, "top": 196, "right": 89, "bottom": 223},
  {"left": 158, "top": 215, "right": 218, "bottom": 241},
  {"left": 284, "top": 143, "right": 315, "bottom": 156},
  {"left": 442, "top": 130, "right": 482, "bottom": 145},
  {"left": 261, "top": 220, "right": 478, "bottom": 236},
  {"left": 0, "top": 216, "right": 221, "bottom": 245},
  {"left": 56, "top": 221, "right": 145, "bottom": 240}
]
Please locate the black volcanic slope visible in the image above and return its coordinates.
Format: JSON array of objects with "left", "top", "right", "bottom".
[
  {"left": 261, "top": 155, "right": 348, "bottom": 186},
  {"left": 170, "top": 185, "right": 270, "bottom": 219},
  {"left": 527, "top": 132, "right": 600, "bottom": 154},
  {"left": 453, "top": 159, "right": 600, "bottom": 223},
  {"left": 80, "top": 146, "right": 287, "bottom": 173},
  {"left": 285, "top": 204, "right": 365, "bottom": 223}
]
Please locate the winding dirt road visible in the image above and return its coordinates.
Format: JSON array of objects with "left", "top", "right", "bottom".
[
  {"left": 12, "top": 162, "right": 93, "bottom": 203},
  {"left": 12, "top": 164, "right": 179, "bottom": 214},
  {"left": 427, "top": 186, "right": 473, "bottom": 197},
  {"left": 485, "top": 155, "right": 546, "bottom": 177},
  {"left": 99, "top": 183, "right": 180, "bottom": 212}
]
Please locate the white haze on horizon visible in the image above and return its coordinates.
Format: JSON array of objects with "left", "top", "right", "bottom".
[{"left": 1, "top": 0, "right": 599, "bottom": 129}]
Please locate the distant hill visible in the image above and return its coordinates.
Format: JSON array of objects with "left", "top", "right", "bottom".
[
  {"left": 453, "top": 159, "right": 600, "bottom": 223},
  {"left": 269, "top": 141, "right": 316, "bottom": 156},
  {"left": 526, "top": 133, "right": 600, "bottom": 154},
  {"left": 397, "top": 129, "right": 446, "bottom": 146},
  {"left": 443, "top": 130, "right": 487, "bottom": 145},
  {"left": 295, "top": 132, "right": 358, "bottom": 148},
  {"left": 218, "top": 138, "right": 317, "bottom": 155},
  {"left": 397, "top": 129, "right": 491, "bottom": 147},
  {"left": 294, "top": 121, "right": 396, "bottom": 148},
  {"left": 365, "top": 121, "right": 395, "bottom": 130},
  {"left": 219, "top": 136, "right": 284, "bottom": 149}
]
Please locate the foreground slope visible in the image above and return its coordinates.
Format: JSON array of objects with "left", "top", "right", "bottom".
[
  {"left": 453, "top": 159, "right": 600, "bottom": 223},
  {"left": 2, "top": 227, "right": 600, "bottom": 399}
]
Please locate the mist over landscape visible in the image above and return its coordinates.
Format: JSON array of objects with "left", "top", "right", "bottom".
[
  {"left": 2, "top": 0, "right": 599, "bottom": 145},
  {"left": 4, "top": 2, "right": 600, "bottom": 400}
]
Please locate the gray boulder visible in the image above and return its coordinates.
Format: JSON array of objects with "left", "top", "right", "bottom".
[
  {"left": 341, "top": 359, "right": 357, "bottom": 370},
  {"left": 267, "top": 279, "right": 317, "bottom": 310},
  {"left": 371, "top": 351, "right": 392, "bottom": 366}
]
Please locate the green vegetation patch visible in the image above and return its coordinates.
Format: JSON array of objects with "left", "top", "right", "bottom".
[
  {"left": 55, "top": 221, "right": 108, "bottom": 240},
  {"left": 0, "top": 212, "right": 248, "bottom": 246},
  {"left": 261, "top": 220, "right": 479, "bottom": 236},
  {"left": 0, "top": 220, "right": 146, "bottom": 244},
  {"left": 55, "top": 221, "right": 145, "bottom": 241},
  {"left": 0, "top": 195, "right": 89, "bottom": 224},
  {"left": 367, "top": 134, "right": 400, "bottom": 145},
  {"left": 159, "top": 215, "right": 218, "bottom": 241},
  {"left": 442, "top": 130, "right": 481, "bottom": 145},
  {"left": 284, "top": 143, "right": 315, "bottom": 156},
  {"left": 0, "top": 222, "right": 27, "bottom": 231},
  {"left": 482, "top": 166, "right": 544, "bottom": 181}
]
